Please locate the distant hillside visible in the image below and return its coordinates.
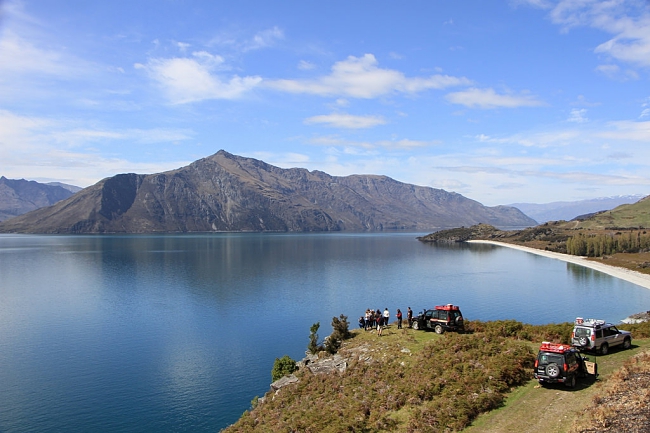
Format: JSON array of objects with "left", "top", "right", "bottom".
[
  {"left": 0, "top": 177, "right": 76, "bottom": 222},
  {"left": 0, "top": 150, "right": 536, "bottom": 234},
  {"left": 509, "top": 194, "right": 645, "bottom": 223},
  {"left": 46, "top": 182, "right": 83, "bottom": 194},
  {"left": 570, "top": 195, "right": 650, "bottom": 229}
]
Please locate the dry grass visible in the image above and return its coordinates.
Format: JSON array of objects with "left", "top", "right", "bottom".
[{"left": 572, "top": 352, "right": 650, "bottom": 433}]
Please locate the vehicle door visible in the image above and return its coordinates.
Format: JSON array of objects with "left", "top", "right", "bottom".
[
  {"left": 437, "top": 309, "right": 449, "bottom": 327},
  {"left": 564, "top": 351, "right": 579, "bottom": 375},
  {"left": 424, "top": 310, "right": 435, "bottom": 330},
  {"left": 594, "top": 328, "right": 604, "bottom": 350},
  {"left": 604, "top": 326, "right": 623, "bottom": 347}
]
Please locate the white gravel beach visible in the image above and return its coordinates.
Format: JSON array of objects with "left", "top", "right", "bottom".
[{"left": 468, "top": 240, "right": 650, "bottom": 291}]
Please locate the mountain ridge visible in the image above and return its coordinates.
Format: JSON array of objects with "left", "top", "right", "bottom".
[
  {"left": 0, "top": 150, "right": 536, "bottom": 233},
  {"left": 0, "top": 176, "right": 76, "bottom": 222}
]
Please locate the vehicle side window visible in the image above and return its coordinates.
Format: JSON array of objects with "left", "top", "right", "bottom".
[
  {"left": 604, "top": 327, "right": 618, "bottom": 337},
  {"left": 439, "top": 311, "right": 448, "bottom": 320},
  {"left": 596, "top": 329, "right": 603, "bottom": 339},
  {"left": 425, "top": 311, "right": 433, "bottom": 319}
]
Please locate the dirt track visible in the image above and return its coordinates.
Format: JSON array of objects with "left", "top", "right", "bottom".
[{"left": 463, "top": 340, "right": 650, "bottom": 433}]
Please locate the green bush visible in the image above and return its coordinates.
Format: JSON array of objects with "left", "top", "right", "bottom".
[
  {"left": 324, "top": 314, "right": 350, "bottom": 354},
  {"left": 307, "top": 322, "right": 322, "bottom": 354},
  {"left": 271, "top": 355, "right": 297, "bottom": 382}
]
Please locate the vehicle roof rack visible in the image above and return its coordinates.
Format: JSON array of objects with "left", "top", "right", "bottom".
[
  {"left": 435, "top": 304, "right": 460, "bottom": 311},
  {"left": 575, "top": 317, "right": 607, "bottom": 327},
  {"left": 539, "top": 341, "right": 572, "bottom": 353}
]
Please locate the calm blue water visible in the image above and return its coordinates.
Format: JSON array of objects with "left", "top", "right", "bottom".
[{"left": 1, "top": 232, "right": 650, "bottom": 432}]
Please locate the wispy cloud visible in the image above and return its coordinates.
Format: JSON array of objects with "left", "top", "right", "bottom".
[
  {"left": 267, "top": 54, "right": 472, "bottom": 98},
  {"left": 445, "top": 87, "right": 543, "bottom": 109},
  {"left": 439, "top": 165, "right": 649, "bottom": 186},
  {"left": 597, "top": 120, "right": 650, "bottom": 141},
  {"left": 543, "top": 0, "right": 650, "bottom": 68},
  {"left": 308, "top": 134, "right": 437, "bottom": 150},
  {"left": 0, "top": 110, "right": 195, "bottom": 185},
  {"left": 304, "top": 113, "right": 386, "bottom": 129}
]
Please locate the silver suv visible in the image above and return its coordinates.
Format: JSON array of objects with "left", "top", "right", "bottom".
[{"left": 571, "top": 318, "right": 632, "bottom": 355}]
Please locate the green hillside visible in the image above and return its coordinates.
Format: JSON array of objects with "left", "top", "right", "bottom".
[{"left": 568, "top": 195, "right": 650, "bottom": 229}]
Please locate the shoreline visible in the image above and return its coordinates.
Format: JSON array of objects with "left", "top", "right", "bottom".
[{"left": 468, "top": 240, "right": 650, "bottom": 291}]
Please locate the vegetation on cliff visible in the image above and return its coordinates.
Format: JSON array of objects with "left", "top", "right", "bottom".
[{"left": 224, "top": 320, "right": 650, "bottom": 432}]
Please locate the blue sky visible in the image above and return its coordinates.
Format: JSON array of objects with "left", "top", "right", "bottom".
[{"left": 1, "top": 0, "right": 649, "bottom": 206}]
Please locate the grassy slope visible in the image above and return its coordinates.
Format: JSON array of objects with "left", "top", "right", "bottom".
[
  {"left": 222, "top": 321, "right": 650, "bottom": 432},
  {"left": 572, "top": 196, "right": 650, "bottom": 230},
  {"left": 464, "top": 339, "right": 650, "bottom": 433}
]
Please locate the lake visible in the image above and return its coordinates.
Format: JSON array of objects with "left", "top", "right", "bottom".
[{"left": 1, "top": 232, "right": 650, "bottom": 432}]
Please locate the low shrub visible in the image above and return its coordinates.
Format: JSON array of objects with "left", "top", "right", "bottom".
[{"left": 271, "top": 355, "right": 297, "bottom": 382}]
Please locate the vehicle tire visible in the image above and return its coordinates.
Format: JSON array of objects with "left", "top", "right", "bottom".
[
  {"left": 545, "top": 363, "right": 560, "bottom": 378},
  {"left": 600, "top": 343, "right": 609, "bottom": 355},
  {"left": 434, "top": 324, "right": 444, "bottom": 334},
  {"left": 412, "top": 321, "right": 420, "bottom": 330},
  {"left": 565, "top": 374, "right": 576, "bottom": 388},
  {"left": 578, "top": 336, "right": 589, "bottom": 347},
  {"left": 623, "top": 338, "right": 631, "bottom": 350}
]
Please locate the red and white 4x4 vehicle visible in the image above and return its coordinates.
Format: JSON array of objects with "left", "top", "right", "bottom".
[
  {"left": 534, "top": 342, "right": 597, "bottom": 388},
  {"left": 412, "top": 304, "right": 464, "bottom": 334}
]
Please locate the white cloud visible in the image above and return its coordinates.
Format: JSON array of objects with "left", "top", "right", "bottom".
[
  {"left": 0, "top": 30, "right": 76, "bottom": 77},
  {"left": 548, "top": 0, "right": 650, "bottom": 68},
  {"left": 304, "top": 113, "right": 386, "bottom": 129},
  {"left": 136, "top": 54, "right": 262, "bottom": 104},
  {"left": 267, "top": 54, "right": 472, "bottom": 98},
  {"left": 567, "top": 108, "right": 588, "bottom": 123},
  {"left": 445, "top": 87, "right": 544, "bottom": 109},
  {"left": 0, "top": 110, "right": 195, "bottom": 186},
  {"left": 598, "top": 120, "right": 650, "bottom": 141}
]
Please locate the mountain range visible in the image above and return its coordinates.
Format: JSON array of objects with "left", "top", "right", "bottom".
[
  {"left": 0, "top": 177, "right": 77, "bottom": 222},
  {"left": 508, "top": 195, "right": 646, "bottom": 223},
  {"left": 0, "top": 150, "right": 535, "bottom": 233}
]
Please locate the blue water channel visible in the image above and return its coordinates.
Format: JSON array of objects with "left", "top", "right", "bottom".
[{"left": 1, "top": 232, "right": 649, "bottom": 432}]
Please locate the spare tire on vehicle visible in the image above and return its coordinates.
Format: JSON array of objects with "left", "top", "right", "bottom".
[{"left": 545, "top": 363, "right": 560, "bottom": 378}]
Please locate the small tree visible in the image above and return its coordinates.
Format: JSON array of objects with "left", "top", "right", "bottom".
[
  {"left": 308, "top": 322, "right": 322, "bottom": 354},
  {"left": 324, "top": 314, "right": 351, "bottom": 354},
  {"left": 271, "top": 355, "right": 297, "bottom": 382}
]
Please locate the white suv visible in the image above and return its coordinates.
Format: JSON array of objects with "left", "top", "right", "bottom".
[{"left": 571, "top": 318, "right": 632, "bottom": 355}]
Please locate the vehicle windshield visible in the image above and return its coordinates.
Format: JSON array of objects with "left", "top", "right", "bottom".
[
  {"left": 574, "top": 327, "right": 591, "bottom": 337},
  {"left": 538, "top": 353, "right": 564, "bottom": 364}
]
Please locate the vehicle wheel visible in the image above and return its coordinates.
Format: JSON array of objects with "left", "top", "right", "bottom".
[
  {"left": 565, "top": 374, "right": 576, "bottom": 388},
  {"left": 623, "top": 338, "right": 631, "bottom": 350},
  {"left": 600, "top": 343, "right": 609, "bottom": 355},
  {"left": 412, "top": 321, "right": 419, "bottom": 330},
  {"left": 545, "top": 363, "right": 560, "bottom": 378},
  {"left": 578, "top": 336, "right": 589, "bottom": 347},
  {"left": 434, "top": 324, "right": 444, "bottom": 334}
]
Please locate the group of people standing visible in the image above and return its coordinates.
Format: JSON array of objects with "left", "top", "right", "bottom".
[{"left": 359, "top": 307, "right": 413, "bottom": 336}]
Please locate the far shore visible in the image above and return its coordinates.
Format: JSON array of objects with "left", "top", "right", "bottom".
[{"left": 468, "top": 240, "right": 650, "bottom": 291}]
